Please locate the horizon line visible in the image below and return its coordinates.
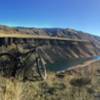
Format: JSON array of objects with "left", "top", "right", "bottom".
[{"left": 0, "top": 23, "right": 100, "bottom": 37}]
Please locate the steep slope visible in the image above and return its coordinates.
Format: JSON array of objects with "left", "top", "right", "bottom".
[
  {"left": 15, "top": 27, "right": 100, "bottom": 63},
  {"left": 0, "top": 25, "right": 100, "bottom": 64}
]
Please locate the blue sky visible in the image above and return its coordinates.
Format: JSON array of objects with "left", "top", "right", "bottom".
[{"left": 0, "top": 0, "right": 100, "bottom": 36}]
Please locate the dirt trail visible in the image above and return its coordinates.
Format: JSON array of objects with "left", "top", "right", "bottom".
[{"left": 66, "top": 57, "right": 100, "bottom": 72}]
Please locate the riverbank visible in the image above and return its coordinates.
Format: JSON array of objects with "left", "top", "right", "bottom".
[
  {"left": 67, "top": 56, "right": 100, "bottom": 71},
  {"left": 54, "top": 56, "right": 100, "bottom": 74}
]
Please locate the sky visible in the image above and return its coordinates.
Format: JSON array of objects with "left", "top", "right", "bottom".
[{"left": 0, "top": 0, "right": 100, "bottom": 36}]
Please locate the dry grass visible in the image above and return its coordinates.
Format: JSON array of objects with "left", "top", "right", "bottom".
[{"left": 0, "top": 61, "right": 99, "bottom": 100}]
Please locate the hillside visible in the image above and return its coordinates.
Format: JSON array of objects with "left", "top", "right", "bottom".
[
  {"left": 0, "top": 61, "right": 99, "bottom": 100},
  {"left": 16, "top": 27, "right": 100, "bottom": 59},
  {"left": 0, "top": 25, "right": 100, "bottom": 100},
  {"left": 0, "top": 25, "right": 100, "bottom": 64}
]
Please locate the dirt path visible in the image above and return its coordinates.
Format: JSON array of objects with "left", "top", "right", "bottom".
[{"left": 66, "top": 58, "right": 100, "bottom": 72}]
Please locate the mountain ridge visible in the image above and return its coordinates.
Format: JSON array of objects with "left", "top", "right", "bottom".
[{"left": 0, "top": 25, "right": 100, "bottom": 63}]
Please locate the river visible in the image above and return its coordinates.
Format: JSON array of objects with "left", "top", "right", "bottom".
[{"left": 47, "top": 56, "right": 100, "bottom": 72}]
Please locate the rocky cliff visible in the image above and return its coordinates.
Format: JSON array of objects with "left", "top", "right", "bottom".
[
  {"left": 15, "top": 27, "right": 100, "bottom": 63},
  {"left": 0, "top": 25, "right": 100, "bottom": 64}
]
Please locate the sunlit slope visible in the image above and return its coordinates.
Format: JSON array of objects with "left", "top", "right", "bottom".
[{"left": 0, "top": 25, "right": 100, "bottom": 64}]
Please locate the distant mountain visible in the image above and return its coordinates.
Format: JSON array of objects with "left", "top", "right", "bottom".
[
  {"left": 16, "top": 27, "right": 100, "bottom": 50},
  {"left": 0, "top": 25, "right": 100, "bottom": 63}
]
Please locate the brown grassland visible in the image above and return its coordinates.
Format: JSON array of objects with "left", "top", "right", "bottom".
[{"left": 0, "top": 61, "right": 99, "bottom": 100}]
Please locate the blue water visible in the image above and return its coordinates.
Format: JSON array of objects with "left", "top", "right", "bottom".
[
  {"left": 95, "top": 56, "right": 100, "bottom": 60},
  {"left": 47, "top": 56, "right": 100, "bottom": 72}
]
